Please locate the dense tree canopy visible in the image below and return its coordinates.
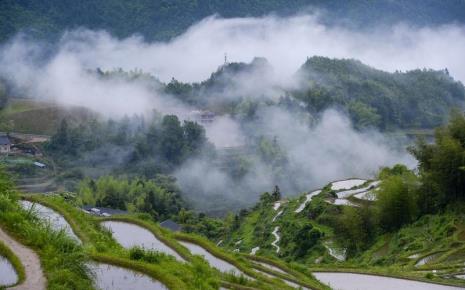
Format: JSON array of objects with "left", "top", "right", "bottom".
[
  {"left": 47, "top": 114, "right": 208, "bottom": 175},
  {"left": 163, "top": 57, "right": 465, "bottom": 131},
  {"left": 1, "top": 0, "right": 465, "bottom": 43},
  {"left": 410, "top": 111, "right": 465, "bottom": 211},
  {"left": 78, "top": 175, "right": 184, "bottom": 219},
  {"left": 294, "top": 57, "right": 465, "bottom": 130}
]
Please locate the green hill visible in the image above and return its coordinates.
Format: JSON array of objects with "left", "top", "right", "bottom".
[
  {"left": 293, "top": 57, "right": 465, "bottom": 130},
  {"left": 214, "top": 112, "right": 465, "bottom": 287},
  {"left": 167, "top": 57, "right": 465, "bottom": 131}
]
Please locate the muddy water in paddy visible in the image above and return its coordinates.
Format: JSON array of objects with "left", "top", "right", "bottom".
[{"left": 101, "top": 221, "right": 184, "bottom": 262}]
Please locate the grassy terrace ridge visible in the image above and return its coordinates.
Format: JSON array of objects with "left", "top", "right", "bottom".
[
  {"left": 22, "top": 194, "right": 321, "bottom": 290},
  {"left": 173, "top": 231, "right": 300, "bottom": 289},
  {"left": 98, "top": 215, "right": 192, "bottom": 262},
  {"left": 0, "top": 192, "right": 94, "bottom": 290},
  {"left": 21, "top": 195, "right": 203, "bottom": 290},
  {"left": 101, "top": 216, "right": 310, "bottom": 289},
  {"left": 21, "top": 191, "right": 465, "bottom": 289},
  {"left": 245, "top": 254, "right": 330, "bottom": 290},
  {"left": 0, "top": 239, "right": 25, "bottom": 287}
]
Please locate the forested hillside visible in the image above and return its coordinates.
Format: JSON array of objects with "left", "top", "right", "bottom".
[
  {"left": 294, "top": 57, "right": 465, "bottom": 130},
  {"left": 166, "top": 57, "right": 465, "bottom": 130},
  {"left": 217, "top": 112, "right": 465, "bottom": 287},
  {"left": 4, "top": 56, "right": 464, "bottom": 214},
  {"left": 1, "top": 0, "right": 465, "bottom": 42}
]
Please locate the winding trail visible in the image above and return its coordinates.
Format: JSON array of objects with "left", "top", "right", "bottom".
[
  {"left": 0, "top": 227, "right": 46, "bottom": 290},
  {"left": 271, "top": 226, "right": 280, "bottom": 253}
]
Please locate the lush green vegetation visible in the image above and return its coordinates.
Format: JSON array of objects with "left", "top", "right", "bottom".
[
  {"left": 163, "top": 57, "right": 465, "bottom": 131},
  {"left": 47, "top": 113, "right": 207, "bottom": 166},
  {"left": 3, "top": 58, "right": 463, "bottom": 213},
  {"left": 219, "top": 112, "right": 465, "bottom": 287},
  {"left": 294, "top": 57, "right": 465, "bottom": 130},
  {"left": 24, "top": 194, "right": 223, "bottom": 290},
  {"left": 0, "top": 170, "right": 94, "bottom": 290},
  {"left": 410, "top": 110, "right": 465, "bottom": 211},
  {"left": 77, "top": 176, "right": 185, "bottom": 220},
  {"left": 1, "top": 0, "right": 465, "bottom": 43},
  {"left": 43, "top": 112, "right": 209, "bottom": 190},
  {"left": 23, "top": 192, "right": 323, "bottom": 290}
]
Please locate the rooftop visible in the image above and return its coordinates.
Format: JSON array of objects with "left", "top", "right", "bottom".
[
  {"left": 81, "top": 206, "right": 127, "bottom": 216},
  {"left": 0, "top": 135, "right": 11, "bottom": 145}
]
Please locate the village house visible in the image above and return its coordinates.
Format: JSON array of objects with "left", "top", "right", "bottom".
[
  {"left": 0, "top": 135, "right": 11, "bottom": 154},
  {"left": 189, "top": 110, "right": 216, "bottom": 124}
]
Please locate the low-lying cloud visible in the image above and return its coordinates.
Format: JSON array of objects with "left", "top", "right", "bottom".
[
  {"left": 0, "top": 13, "right": 455, "bottom": 211},
  {"left": 3, "top": 13, "right": 465, "bottom": 85},
  {"left": 1, "top": 13, "right": 465, "bottom": 114}
]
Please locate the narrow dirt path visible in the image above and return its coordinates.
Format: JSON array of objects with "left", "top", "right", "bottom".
[{"left": 0, "top": 226, "right": 46, "bottom": 290}]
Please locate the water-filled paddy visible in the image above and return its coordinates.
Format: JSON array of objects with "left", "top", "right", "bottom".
[
  {"left": 178, "top": 241, "right": 242, "bottom": 274},
  {"left": 19, "top": 200, "right": 80, "bottom": 242},
  {"left": 89, "top": 263, "right": 168, "bottom": 290},
  {"left": 0, "top": 256, "right": 17, "bottom": 286},
  {"left": 313, "top": 272, "right": 463, "bottom": 290},
  {"left": 101, "top": 221, "right": 184, "bottom": 262},
  {"left": 331, "top": 179, "right": 367, "bottom": 191}
]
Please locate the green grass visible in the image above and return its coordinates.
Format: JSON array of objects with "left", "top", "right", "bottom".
[
  {"left": 0, "top": 192, "right": 94, "bottom": 290},
  {"left": 0, "top": 240, "right": 25, "bottom": 287},
  {"left": 0, "top": 99, "right": 94, "bottom": 135},
  {"left": 1, "top": 99, "right": 51, "bottom": 115},
  {"left": 24, "top": 195, "right": 297, "bottom": 290},
  {"left": 99, "top": 215, "right": 192, "bottom": 261},
  {"left": 24, "top": 189, "right": 465, "bottom": 289},
  {"left": 246, "top": 254, "right": 330, "bottom": 290},
  {"left": 223, "top": 183, "right": 465, "bottom": 288}
]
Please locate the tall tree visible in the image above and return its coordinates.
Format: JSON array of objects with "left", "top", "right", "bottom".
[
  {"left": 160, "top": 115, "right": 185, "bottom": 164},
  {"left": 271, "top": 185, "right": 281, "bottom": 201}
]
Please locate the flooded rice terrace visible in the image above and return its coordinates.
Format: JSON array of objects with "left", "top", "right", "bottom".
[
  {"left": 19, "top": 200, "right": 80, "bottom": 242},
  {"left": 313, "top": 272, "right": 463, "bottom": 290},
  {"left": 0, "top": 256, "right": 17, "bottom": 286},
  {"left": 89, "top": 263, "right": 167, "bottom": 290},
  {"left": 101, "top": 221, "right": 184, "bottom": 262},
  {"left": 178, "top": 241, "right": 242, "bottom": 275}
]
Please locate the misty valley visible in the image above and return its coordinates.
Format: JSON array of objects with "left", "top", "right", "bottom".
[{"left": 1, "top": 1, "right": 465, "bottom": 290}]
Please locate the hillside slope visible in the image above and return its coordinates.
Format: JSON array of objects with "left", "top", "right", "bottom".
[
  {"left": 294, "top": 57, "right": 465, "bottom": 130},
  {"left": 220, "top": 178, "right": 465, "bottom": 287}
]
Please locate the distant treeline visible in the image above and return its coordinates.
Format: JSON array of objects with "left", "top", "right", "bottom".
[
  {"left": 47, "top": 113, "right": 208, "bottom": 172},
  {"left": 1, "top": 0, "right": 465, "bottom": 43},
  {"left": 294, "top": 57, "right": 465, "bottom": 130}
]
